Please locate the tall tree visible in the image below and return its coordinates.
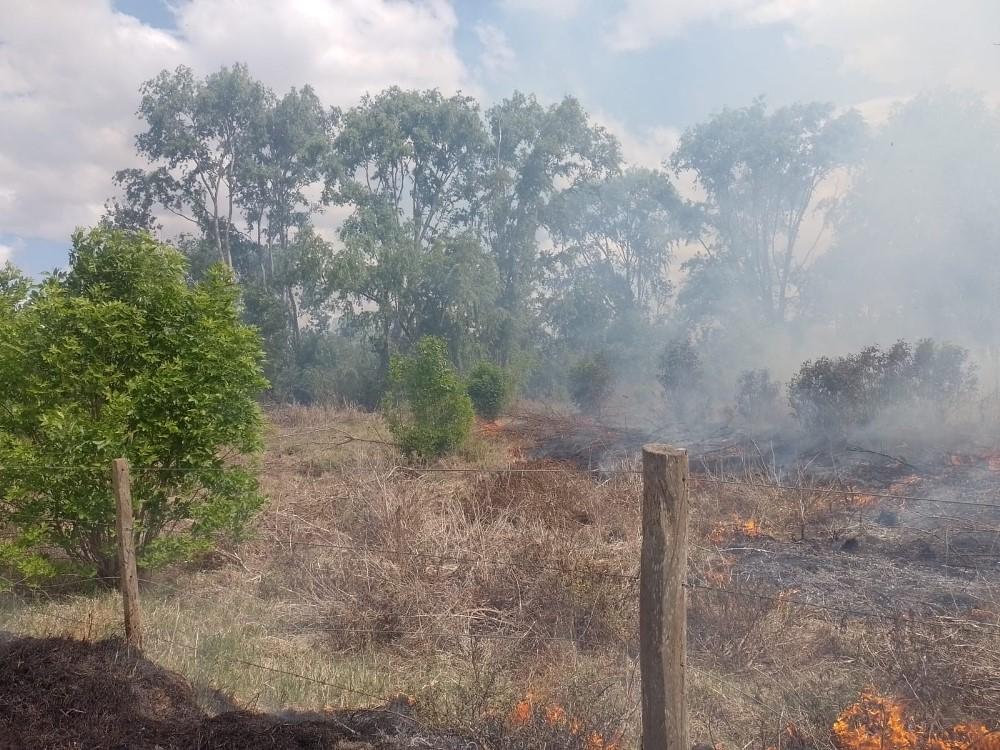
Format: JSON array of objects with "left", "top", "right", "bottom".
[
  {"left": 237, "top": 85, "right": 335, "bottom": 345},
  {"left": 550, "top": 166, "right": 688, "bottom": 315},
  {"left": 238, "top": 85, "right": 334, "bottom": 287},
  {"left": 480, "top": 93, "right": 621, "bottom": 363},
  {"left": 115, "top": 64, "right": 272, "bottom": 269},
  {"left": 318, "top": 87, "right": 495, "bottom": 366},
  {"left": 672, "top": 99, "right": 865, "bottom": 325}
]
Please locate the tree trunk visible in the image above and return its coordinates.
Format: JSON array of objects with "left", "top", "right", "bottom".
[{"left": 287, "top": 286, "right": 301, "bottom": 349}]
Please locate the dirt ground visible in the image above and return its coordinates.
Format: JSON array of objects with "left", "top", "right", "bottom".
[{"left": 0, "top": 634, "right": 469, "bottom": 750}]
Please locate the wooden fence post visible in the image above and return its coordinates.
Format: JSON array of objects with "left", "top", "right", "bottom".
[
  {"left": 111, "top": 458, "right": 143, "bottom": 649},
  {"left": 640, "top": 444, "right": 689, "bottom": 750}
]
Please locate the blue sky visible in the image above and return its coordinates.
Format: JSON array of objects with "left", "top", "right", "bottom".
[{"left": 3, "top": 0, "right": 999, "bottom": 275}]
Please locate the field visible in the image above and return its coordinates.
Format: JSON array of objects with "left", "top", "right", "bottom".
[{"left": 1, "top": 404, "right": 999, "bottom": 749}]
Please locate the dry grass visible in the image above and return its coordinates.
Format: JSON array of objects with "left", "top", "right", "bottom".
[{"left": 2, "top": 404, "right": 998, "bottom": 749}]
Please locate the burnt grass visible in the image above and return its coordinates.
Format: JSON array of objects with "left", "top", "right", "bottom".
[{"left": 0, "top": 635, "right": 460, "bottom": 750}]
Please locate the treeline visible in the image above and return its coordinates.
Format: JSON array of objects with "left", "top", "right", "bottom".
[{"left": 98, "top": 64, "right": 1000, "bottom": 413}]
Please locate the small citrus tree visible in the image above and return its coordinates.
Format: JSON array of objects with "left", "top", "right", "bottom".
[
  {"left": 467, "top": 362, "right": 513, "bottom": 421},
  {"left": 383, "top": 336, "right": 474, "bottom": 459},
  {"left": 0, "top": 229, "right": 268, "bottom": 581}
]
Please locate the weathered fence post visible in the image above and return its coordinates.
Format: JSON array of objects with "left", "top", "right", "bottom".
[
  {"left": 640, "top": 444, "right": 689, "bottom": 750},
  {"left": 111, "top": 458, "right": 143, "bottom": 649}
]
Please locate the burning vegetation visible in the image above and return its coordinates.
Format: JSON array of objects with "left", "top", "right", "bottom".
[{"left": 832, "top": 691, "right": 997, "bottom": 750}]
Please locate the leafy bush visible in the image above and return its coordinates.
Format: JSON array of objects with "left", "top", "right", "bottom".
[
  {"left": 0, "top": 229, "right": 267, "bottom": 580},
  {"left": 467, "top": 362, "right": 514, "bottom": 421},
  {"left": 657, "top": 336, "right": 703, "bottom": 393},
  {"left": 788, "top": 339, "right": 976, "bottom": 434},
  {"left": 657, "top": 336, "right": 705, "bottom": 421},
  {"left": 383, "top": 336, "right": 474, "bottom": 459},
  {"left": 568, "top": 353, "right": 615, "bottom": 416},
  {"left": 735, "top": 369, "right": 782, "bottom": 424}
]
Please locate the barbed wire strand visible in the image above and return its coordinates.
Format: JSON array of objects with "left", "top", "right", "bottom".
[
  {"left": 288, "top": 537, "right": 1000, "bottom": 631},
  {"left": 0, "top": 597, "right": 418, "bottom": 721},
  {"left": 684, "top": 582, "right": 1000, "bottom": 633},
  {"left": 289, "top": 540, "right": 639, "bottom": 581},
  {"left": 5, "top": 460, "right": 1000, "bottom": 510}
]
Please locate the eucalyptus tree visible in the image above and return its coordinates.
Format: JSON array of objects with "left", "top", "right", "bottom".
[
  {"left": 480, "top": 93, "right": 622, "bottom": 364},
  {"left": 319, "top": 87, "right": 495, "bottom": 367},
  {"left": 237, "top": 85, "right": 335, "bottom": 346},
  {"left": 544, "top": 167, "right": 687, "bottom": 357},
  {"left": 238, "top": 85, "right": 334, "bottom": 286},
  {"left": 114, "top": 64, "right": 272, "bottom": 269},
  {"left": 672, "top": 99, "right": 865, "bottom": 326},
  {"left": 550, "top": 166, "right": 687, "bottom": 315},
  {"left": 0, "top": 263, "right": 30, "bottom": 316}
]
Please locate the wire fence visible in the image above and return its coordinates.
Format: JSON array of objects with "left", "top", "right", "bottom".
[
  {"left": 1, "top": 452, "right": 999, "bottom": 745},
  {"left": 4, "top": 460, "right": 1000, "bottom": 509}
]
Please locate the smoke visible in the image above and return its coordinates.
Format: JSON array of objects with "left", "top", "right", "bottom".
[{"left": 606, "top": 89, "right": 1000, "bottom": 448}]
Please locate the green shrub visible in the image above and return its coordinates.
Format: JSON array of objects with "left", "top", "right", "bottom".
[
  {"left": 383, "top": 336, "right": 474, "bottom": 459},
  {"left": 788, "top": 339, "right": 976, "bottom": 435},
  {"left": 657, "top": 336, "right": 703, "bottom": 393},
  {"left": 735, "top": 368, "right": 782, "bottom": 423},
  {"left": 467, "top": 362, "right": 513, "bottom": 421},
  {"left": 568, "top": 353, "right": 615, "bottom": 416},
  {"left": 0, "top": 228, "right": 268, "bottom": 580}
]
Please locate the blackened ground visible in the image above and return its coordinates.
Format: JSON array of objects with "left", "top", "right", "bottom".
[{"left": 0, "top": 635, "right": 469, "bottom": 750}]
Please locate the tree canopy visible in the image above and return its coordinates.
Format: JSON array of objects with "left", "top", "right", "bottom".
[{"left": 95, "top": 61, "right": 1000, "bottom": 417}]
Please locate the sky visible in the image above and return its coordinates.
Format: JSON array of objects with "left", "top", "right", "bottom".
[{"left": 2, "top": 0, "right": 999, "bottom": 275}]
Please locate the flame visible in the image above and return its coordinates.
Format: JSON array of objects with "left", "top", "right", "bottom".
[
  {"left": 709, "top": 517, "right": 764, "bottom": 543},
  {"left": 851, "top": 493, "right": 879, "bottom": 508},
  {"left": 511, "top": 693, "right": 534, "bottom": 725},
  {"left": 948, "top": 452, "right": 1000, "bottom": 472},
  {"left": 508, "top": 694, "right": 620, "bottom": 749},
  {"left": 833, "top": 690, "right": 917, "bottom": 750},
  {"left": 545, "top": 704, "right": 567, "bottom": 725},
  {"left": 832, "top": 690, "right": 994, "bottom": 750}
]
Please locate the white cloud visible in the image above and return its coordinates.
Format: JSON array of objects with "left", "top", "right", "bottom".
[
  {"left": 0, "top": 243, "right": 12, "bottom": 264},
  {"left": 474, "top": 22, "right": 516, "bottom": 75},
  {"left": 174, "top": 0, "right": 470, "bottom": 105},
  {"left": 606, "top": 0, "right": 1000, "bottom": 95},
  {"left": 591, "top": 110, "right": 679, "bottom": 166},
  {"left": 501, "top": 0, "right": 584, "bottom": 19},
  {"left": 606, "top": 0, "right": 756, "bottom": 50},
  {"left": 0, "top": 0, "right": 470, "bottom": 244},
  {"left": 0, "top": 2, "right": 182, "bottom": 241}
]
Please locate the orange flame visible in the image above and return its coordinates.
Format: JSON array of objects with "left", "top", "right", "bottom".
[
  {"left": 832, "top": 690, "right": 994, "bottom": 750},
  {"left": 709, "top": 517, "right": 764, "bottom": 544},
  {"left": 851, "top": 493, "right": 879, "bottom": 508},
  {"left": 508, "top": 694, "right": 620, "bottom": 749}
]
